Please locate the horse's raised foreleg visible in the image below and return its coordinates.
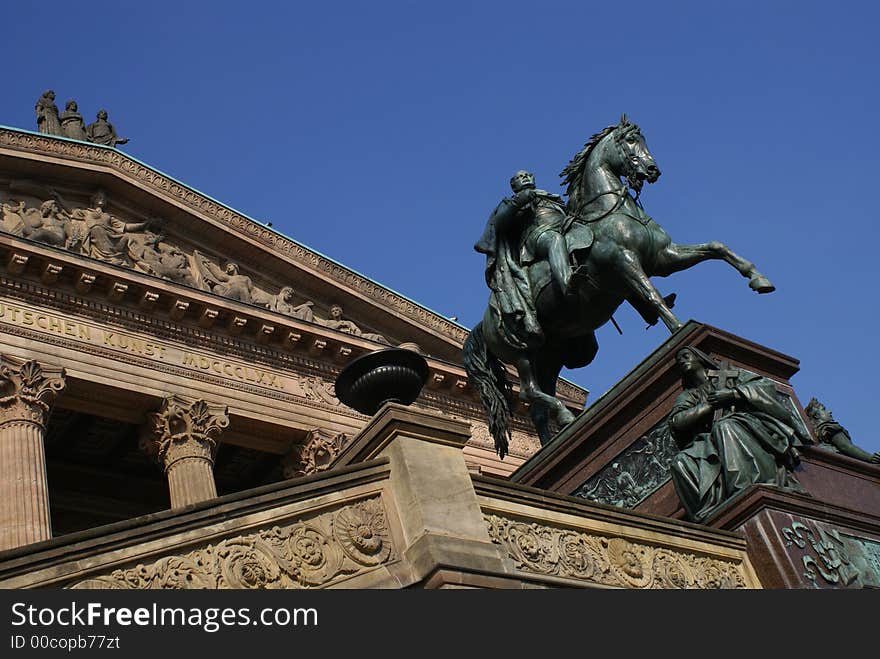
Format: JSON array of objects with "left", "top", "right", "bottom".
[
  {"left": 655, "top": 242, "right": 775, "bottom": 293},
  {"left": 617, "top": 249, "right": 684, "bottom": 332}
]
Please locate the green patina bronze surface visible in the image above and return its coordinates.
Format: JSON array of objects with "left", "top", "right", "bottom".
[
  {"left": 464, "top": 115, "right": 775, "bottom": 457},
  {"left": 667, "top": 346, "right": 809, "bottom": 522}
]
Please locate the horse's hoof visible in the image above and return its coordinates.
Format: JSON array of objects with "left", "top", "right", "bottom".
[{"left": 749, "top": 275, "right": 775, "bottom": 294}]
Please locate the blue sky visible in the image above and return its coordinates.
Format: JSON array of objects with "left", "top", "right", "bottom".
[{"left": 4, "top": 1, "right": 879, "bottom": 453}]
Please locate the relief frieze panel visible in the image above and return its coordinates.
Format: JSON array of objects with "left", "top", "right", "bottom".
[
  {"left": 485, "top": 514, "right": 748, "bottom": 589},
  {"left": 0, "top": 181, "right": 392, "bottom": 346},
  {"left": 572, "top": 421, "right": 677, "bottom": 508},
  {"left": 68, "top": 497, "right": 395, "bottom": 589}
]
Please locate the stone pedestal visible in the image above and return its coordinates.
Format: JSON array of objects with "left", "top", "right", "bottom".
[
  {"left": 336, "top": 403, "right": 510, "bottom": 587},
  {"left": 0, "top": 356, "right": 66, "bottom": 551},
  {"left": 142, "top": 396, "right": 229, "bottom": 509}
]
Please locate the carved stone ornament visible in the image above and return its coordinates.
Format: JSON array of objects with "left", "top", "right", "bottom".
[
  {"left": 0, "top": 355, "right": 66, "bottom": 429},
  {"left": 142, "top": 395, "right": 229, "bottom": 471},
  {"left": 282, "top": 428, "right": 348, "bottom": 479},
  {"left": 68, "top": 497, "right": 394, "bottom": 589},
  {"left": 485, "top": 514, "right": 747, "bottom": 589}
]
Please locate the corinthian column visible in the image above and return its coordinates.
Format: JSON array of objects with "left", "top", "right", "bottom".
[
  {"left": 143, "top": 395, "right": 229, "bottom": 509},
  {"left": 0, "top": 356, "right": 66, "bottom": 551}
]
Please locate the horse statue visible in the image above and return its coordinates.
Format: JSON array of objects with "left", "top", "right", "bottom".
[{"left": 463, "top": 114, "right": 775, "bottom": 458}]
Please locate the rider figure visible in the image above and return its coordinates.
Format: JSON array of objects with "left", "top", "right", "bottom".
[
  {"left": 508, "top": 170, "right": 572, "bottom": 295},
  {"left": 475, "top": 170, "right": 572, "bottom": 349}
]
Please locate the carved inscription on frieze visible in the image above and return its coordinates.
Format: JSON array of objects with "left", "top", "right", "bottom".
[{"left": 0, "top": 300, "right": 290, "bottom": 393}]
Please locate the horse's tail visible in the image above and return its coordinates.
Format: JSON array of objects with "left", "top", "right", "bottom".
[{"left": 463, "top": 321, "right": 513, "bottom": 459}]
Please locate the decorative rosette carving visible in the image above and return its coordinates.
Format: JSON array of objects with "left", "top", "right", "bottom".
[
  {"left": 603, "top": 537, "right": 652, "bottom": 588},
  {"left": 333, "top": 498, "right": 391, "bottom": 566},
  {"left": 0, "top": 355, "right": 66, "bottom": 428}
]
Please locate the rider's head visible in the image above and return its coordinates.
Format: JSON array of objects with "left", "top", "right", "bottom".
[{"left": 509, "top": 170, "right": 536, "bottom": 193}]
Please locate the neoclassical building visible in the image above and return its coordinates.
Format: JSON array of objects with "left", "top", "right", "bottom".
[{"left": 0, "top": 126, "right": 875, "bottom": 589}]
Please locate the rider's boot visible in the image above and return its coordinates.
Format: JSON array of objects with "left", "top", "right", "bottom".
[{"left": 547, "top": 233, "right": 574, "bottom": 297}]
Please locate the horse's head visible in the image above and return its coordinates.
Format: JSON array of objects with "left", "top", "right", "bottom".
[
  {"left": 609, "top": 114, "right": 661, "bottom": 193},
  {"left": 561, "top": 113, "right": 662, "bottom": 214}
]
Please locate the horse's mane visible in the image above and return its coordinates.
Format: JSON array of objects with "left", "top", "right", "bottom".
[{"left": 559, "top": 124, "right": 617, "bottom": 215}]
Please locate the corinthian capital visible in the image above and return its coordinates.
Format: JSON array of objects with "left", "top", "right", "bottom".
[
  {"left": 282, "top": 428, "right": 347, "bottom": 479},
  {"left": 143, "top": 395, "right": 230, "bottom": 471},
  {"left": 0, "top": 355, "right": 66, "bottom": 429}
]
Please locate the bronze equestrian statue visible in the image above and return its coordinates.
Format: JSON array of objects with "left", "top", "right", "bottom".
[{"left": 463, "top": 114, "right": 775, "bottom": 458}]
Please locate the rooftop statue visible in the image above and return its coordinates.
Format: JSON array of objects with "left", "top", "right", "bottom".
[
  {"left": 35, "top": 90, "right": 63, "bottom": 136},
  {"left": 667, "top": 347, "right": 808, "bottom": 522},
  {"left": 464, "top": 115, "right": 776, "bottom": 458},
  {"left": 60, "top": 100, "right": 88, "bottom": 141},
  {"left": 86, "top": 109, "right": 128, "bottom": 147},
  {"left": 805, "top": 398, "right": 880, "bottom": 464}
]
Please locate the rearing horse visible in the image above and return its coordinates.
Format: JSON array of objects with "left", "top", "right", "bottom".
[{"left": 463, "top": 114, "right": 775, "bottom": 457}]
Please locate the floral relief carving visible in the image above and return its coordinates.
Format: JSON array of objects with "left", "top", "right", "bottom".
[
  {"left": 485, "top": 514, "right": 747, "bottom": 589},
  {"left": 69, "top": 497, "right": 394, "bottom": 589},
  {"left": 0, "top": 355, "right": 66, "bottom": 428}
]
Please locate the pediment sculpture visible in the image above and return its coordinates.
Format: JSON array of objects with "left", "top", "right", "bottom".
[{"left": 0, "top": 182, "right": 392, "bottom": 346}]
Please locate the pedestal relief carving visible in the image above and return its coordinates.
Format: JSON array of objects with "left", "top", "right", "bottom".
[
  {"left": 781, "top": 519, "right": 880, "bottom": 588},
  {"left": 485, "top": 514, "right": 747, "bottom": 589},
  {"left": 142, "top": 395, "right": 229, "bottom": 509},
  {"left": 282, "top": 429, "right": 348, "bottom": 479},
  {"left": 0, "top": 355, "right": 66, "bottom": 550},
  {"left": 69, "top": 497, "right": 394, "bottom": 589}
]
